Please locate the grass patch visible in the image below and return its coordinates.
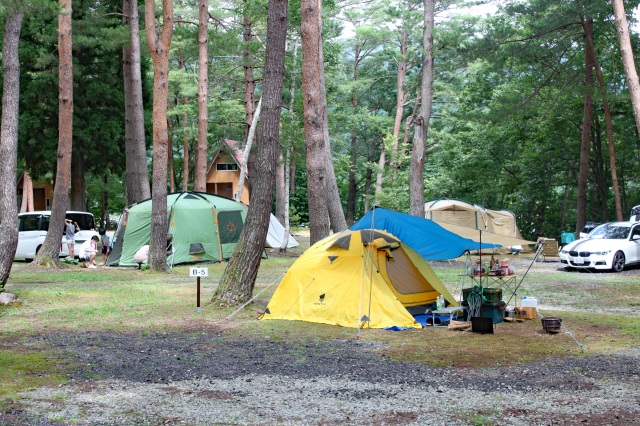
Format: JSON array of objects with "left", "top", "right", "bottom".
[
  {"left": 0, "top": 348, "right": 70, "bottom": 411},
  {"left": 1, "top": 248, "right": 639, "bottom": 392}
]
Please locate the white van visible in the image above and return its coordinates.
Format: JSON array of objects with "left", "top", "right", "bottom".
[{"left": 15, "top": 211, "right": 98, "bottom": 261}]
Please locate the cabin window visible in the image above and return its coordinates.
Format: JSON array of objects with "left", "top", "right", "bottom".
[{"left": 216, "top": 163, "right": 238, "bottom": 171}]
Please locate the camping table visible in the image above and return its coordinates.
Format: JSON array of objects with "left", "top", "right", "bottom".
[
  {"left": 431, "top": 306, "right": 465, "bottom": 327},
  {"left": 464, "top": 274, "right": 518, "bottom": 304}
]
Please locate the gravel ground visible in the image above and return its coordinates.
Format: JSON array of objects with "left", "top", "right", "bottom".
[{"left": 3, "top": 331, "right": 640, "bottom": 425}]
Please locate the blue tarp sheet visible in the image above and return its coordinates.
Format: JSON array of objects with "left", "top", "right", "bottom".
[{"left": 350, "top": 207, "right": 500, "bottom": 261}]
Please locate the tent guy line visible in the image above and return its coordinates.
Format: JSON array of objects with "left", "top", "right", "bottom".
[{"left": 201, "top": 272, "right": 286, "bottom": 321}]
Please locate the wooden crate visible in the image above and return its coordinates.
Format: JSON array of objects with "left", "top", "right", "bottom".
[{"left": 515, "top": 306, "right": 537, "bottom": 319}]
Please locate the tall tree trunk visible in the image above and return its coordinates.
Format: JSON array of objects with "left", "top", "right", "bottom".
[
  {"left": 374, "top": 143, "right": 386, "bottom": 206},
  {"left": 182, "top": 98, "right": 189, "bottom": 192},
  {"left": 177, "top": 52, "right": 189, "bottom": 191},
  {"left": 560, "top": 184, "right": 570, "bottom": 232},
  {"left": 194, "top": 0, "right": 209, "bottom": 192},
  {"left": 0, "top": 5, "right": 23, "bottom": 287},
  {"left": 123, "top": 0, "right": 151, "bottom": 205},
  {"left": 243, "top": 7, "right": 255, "bottom": 141},
  {"left": 536, "top": 166, "right": 553, "bottom": 226},
  {"left": 612, "top": 0, "right": 640, "bottom": 138},
  {"left": 236, "top": 97, "right": 261, "bottom": 202},
  {"left": 588, "top": 44, "right": 623, "bottom": 220},
  {"left": 168, "top": 128, "right": 176, "bottom": 193},
  {"left": 275, "top": 149, "right": 285, "bottom": 223},
  {"left": 70, "top": 147, "right": 85, "bottom": 211},
  {"left": 101, "top": 173, "right": 110, "bottom": 229},
  {"left": 576, "top": 17, "right": 595, "bottom": 236},
  {"left": 592, "top": 115, "right": 607, "bottom": 221},
  {"left": 213, "top": 0, "right": 288, "bottom": 307},
  {"left": 145, "top": 0, "right": 174, "bottom": 272},
  {"left": 364, "top": 147, "right": 375, "bottom": 212},
  {"left": 319, "top": 52, "right": 346, "bottom": 230},
  {"left": 34, "top": 0, "right": 73, "bottom": 267},
  {"left": 409, "top": 0, "right": 434, "bottom": 218},
  {"left": 346, "top": 44, "right": 360, "bottom": 225},
  {"left": 301, "top": 0, "right": 330, "bottom": 244},
  {"left": 280, "top": 39, "right": 299, "bottom": 249},
  {"left": 21, "top": 170, "right": 34, "bottom": 213},
  {"left": 391, "top": 30, "right": 408, "bottom": 161},
  {"left": 374, "top": 30, "right": 408, "bottom": 206}
]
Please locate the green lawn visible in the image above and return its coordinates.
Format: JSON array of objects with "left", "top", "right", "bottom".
[{"left": 1, "top": 249, "right": 639, "bottom": 408}]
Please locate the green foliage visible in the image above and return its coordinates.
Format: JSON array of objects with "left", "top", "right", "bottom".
[
  {"left": 6, "top": 0, "right": 640, "bottom": 238},
  {"left": 85, "top": 171, "right": 126, "bottom": 223}
]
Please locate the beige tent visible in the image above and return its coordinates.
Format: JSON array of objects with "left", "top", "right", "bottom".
[{"left": 425, "top": 198, "right": 533, "bottom": 249}]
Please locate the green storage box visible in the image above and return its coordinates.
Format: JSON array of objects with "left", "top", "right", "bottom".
[
  {"left": 462, "top": 287, "right": 502, "bottom": 302},
  {"left": 480, "top": 301, "right": 505, "bottom": 324},
  {"left": 462, "top": 300, "right": 505, "bottom": 324}
]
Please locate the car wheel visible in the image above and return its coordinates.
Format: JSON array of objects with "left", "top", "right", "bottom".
[{"left": 612, "top": 251, "right": 625, "bottom": 273}]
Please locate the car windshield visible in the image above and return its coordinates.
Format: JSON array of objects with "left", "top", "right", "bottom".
[{"left": 588, "top": 224, "right": 630, "bottom": 240}]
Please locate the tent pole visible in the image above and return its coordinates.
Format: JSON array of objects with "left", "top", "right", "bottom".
[
  {"left": 479, "top": 229, "right": 482, "bottom": 287},
  {"left": 214, "top": 209, "right": 224, "bottom": 263},
  {"left": 505, "top": 243, "right": 543, "bottom": 306}
]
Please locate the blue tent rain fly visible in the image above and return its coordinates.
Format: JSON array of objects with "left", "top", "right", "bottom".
[{"left": 350, "top": 207, "right": 500, "bottom": 261}]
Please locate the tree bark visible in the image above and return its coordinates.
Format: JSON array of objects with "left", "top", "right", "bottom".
[
  {"left": 20, "top": 170, "right": 34, "bottom": 213},
  {"left": 391, "top": 30, "right": 408, "bottom": 162},
  {"left": 243, "top": 6, "right": 255, "bottom": 142},
  {"left": 347, "top": 43, "right": 361, "bottom": 224},
  {"left": 34, "top": 0, "right": 73, "bottom": 267},
  {"left": 280, "top": 39, "right": 299, "bottom": 250},
  {"left": 275, "top": 149, "right": 286, "bottom": 223},
  {"left": 576, "top": 17, "right": 595, "bottom": 236},
  {"left": 586, "top": 38, "right": 623, "bottom": 221},
  {"left": 375, "top": 29, "right": 409, "bottom": 207},
  {"left": 101, "top": 173, "right": 110, "bottom": 229},
  {"left": 194, "top": 0, "right": 209, "bottom": 192},
  {"left": 213, "top": 0, "right": 288, "bottom": 307},
  {"left": 177, "top": 52, "right": 189, "bottom": 191},
  {"left": 409, "top": 0, "right": 434, "bottom": 218},
  {"left": 374, "top": 143, "right": 386, "bottom": 206},
  {"left": 302, "top": 0, "right": 329, "bottom": 244},
  {"left": 235, "top": 97, "right": 261, "bottom": 202},
  {"left": 612, "top": 0, "right": 640, "bottom": 138},
  {"left": 123, "top": 0, "right": 151, "bottom": 205},
  {"left": 182, "top": 100, "right": 189, "bottom": 192},
  {"left": 145, "top": 0, "right": 174, "bottom": 272},
  {"left": 0, "top": 5, "right": 23, "bottom": 288},
  {"left": 301, "top": 0, "right": 346, "bottom": 243},
  {"left": 70, "top": 147, "right": 85, "bottom": 211},
  {"left": 168, "top": 128, "right": 175, "bottom": 193},
  {"left": 321, "top": 89, "right": 347, "bottom": 232}
]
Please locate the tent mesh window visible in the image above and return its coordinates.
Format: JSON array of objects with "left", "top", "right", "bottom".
[{"left": 189, "top": 243, "right": 205, "bottom": 255}]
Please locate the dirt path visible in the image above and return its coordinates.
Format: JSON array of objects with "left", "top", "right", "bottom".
[{"left": 3, "top": 330, "right": 639, "bottom": 425}]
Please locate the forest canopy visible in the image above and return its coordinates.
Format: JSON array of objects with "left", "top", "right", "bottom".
[{"left": 2, "top": 0, "right": 640, "bottom": 241}]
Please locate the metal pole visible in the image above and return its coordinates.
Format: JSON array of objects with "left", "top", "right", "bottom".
[{"left": 197, "top": 276, "right": 201, "bottom": 309}]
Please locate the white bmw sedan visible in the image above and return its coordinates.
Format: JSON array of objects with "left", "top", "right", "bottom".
[{"left": 559, "top": 221, "right": 640, "bottom": 272}]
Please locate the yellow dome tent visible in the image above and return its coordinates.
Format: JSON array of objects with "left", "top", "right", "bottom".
[{"left": 260, "top": 229, "right": 457, "bottom": 330}]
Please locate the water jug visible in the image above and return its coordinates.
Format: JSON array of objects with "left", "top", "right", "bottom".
[{"left": 522, "top": 296, "right": 538, "bottom": 308}]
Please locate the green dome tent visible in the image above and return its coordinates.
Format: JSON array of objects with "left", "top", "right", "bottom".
[{"left": 107, "top": 192, "right": 247, "bottom": 267}]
